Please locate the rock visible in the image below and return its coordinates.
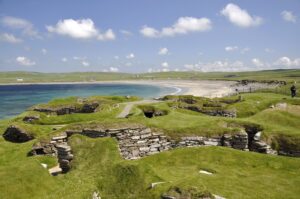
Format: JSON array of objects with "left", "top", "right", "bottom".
[
  {"left": 199, "top": 170, "right": 213, "bottom": 175},
  {"left": 48, "top": 165, "right": 62, "bottom": 176},
  {"left": 161, "top": 196, "right": 176, "bottom": 199},
  {"left": 3, "top": 125, "right": 34, "bottom": 143},
  {"left": 41, "top": 163, "right": 47, "bottom": 169},
  {"left": 23, "top": 115, "right": 40, "bottom": 123},
  {"left": 150, "top": 182, "right": 166, "bottom": 189},
  {"left": 275, "top": 103, "right": 287, "bottom": 109},
  {"left": 213, "top": 194, "right": 226, "bottom": 199},
  {"left": 231, "top": 130, "right": 248, "bottom": 150},
  {"left": 92, "top": 192, "right": 101, "bottom": 199}
]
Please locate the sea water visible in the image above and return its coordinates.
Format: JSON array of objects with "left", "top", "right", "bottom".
[{"left": 0, "top": 83, "right": 177, "bottom": 119}]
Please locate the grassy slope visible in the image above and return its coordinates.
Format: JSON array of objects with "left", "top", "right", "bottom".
[
  {"left": 1, "top": 134, "right": 300, "bottom": 199},
  {"left": 1, "top": 92, "right": 300, "bottom": 198}
]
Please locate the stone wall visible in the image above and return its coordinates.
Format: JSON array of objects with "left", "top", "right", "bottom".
[
  {"left": 33, "top": 102, "right": 99, "bottom": 115},
  {"left": 66, "top": 127, "right": 172, "bottom": 160},
  {"left": 30, "top": 125, "right": 279, "bottom": 175},
  {"left": 176, "top": 130, "right": 248, "bottom": 151}
]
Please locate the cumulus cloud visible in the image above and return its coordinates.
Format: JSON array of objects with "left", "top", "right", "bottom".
[
  {"left": 46, "top": 18, "right": 116, "bottom": 41},
  {"left": 114, "top": 55, "right": 119, "bottom": 60},
  {"left": 140, "top": 16, "right": 212, "bottom": 38},
  {"left": 162, "top": 68, "right": 170, "bottom": 72},
  {"left": 274, "top": 56, "right": 300, "bottom": 67},
  {"left": 184, "top": 60, "right": 249, "bottom": 72},
  {"left": 126, "top": 53, "right": 135, "bottom": 59},
  {"left": 0, "top": 33, "right": 22, "bottom": 43},
  {"left": 109, "top": 67, "right": 119, "bottom": 72},
  {"left": 1, "top": 16, "right": 39, "bottom": 37},
  {"left": 252, "top": 58, "right": 265, "bottom": 67},
  {"left": 158, "top": 47, "right": 169, "bottom": 55},
  {"left": 61, "top": 57, "right": 68, "bottom": 62},
  {"left": 81, "top": 61, "right": 90, "bottom": 67},
  {"left": 16, "top": 56, "right": 36, "bottom": 66},
  {"left": 161, "top": 62, "right": 169, "bottom": 68},
  {"left": 221, "top": 3, "right": 263, "bottom": 27},
  {"left": 281, "top": 10, "right": 297, "bottom": 23},
  {"left": 225, "top": 46, "right": 238, "bottom": 52}
]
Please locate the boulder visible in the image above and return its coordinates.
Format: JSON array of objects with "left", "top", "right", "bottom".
[{"left": 3, "top": 126, "right": 34, "bottom": 143}]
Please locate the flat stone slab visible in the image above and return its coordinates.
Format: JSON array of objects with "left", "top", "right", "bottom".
[
  {"left": 48, "top": 165, "right": 62, "bottom": 176},
  {"left": 199, "top": 170, "right": 213, "bottom": 175},
  {"left": 151, "top": 181, "right": 166, "bottom": 188}
]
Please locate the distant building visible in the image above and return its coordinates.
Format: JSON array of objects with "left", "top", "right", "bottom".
[{"left": 17, "top": 78, "right": 24, "bottom": 82}]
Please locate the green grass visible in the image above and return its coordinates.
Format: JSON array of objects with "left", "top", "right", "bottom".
[
  {"left": 1, "top": 135, "right": 300, "bottom": 199},
  {"left": 1, "top": 92, "right": 300, "bottom": 198},
  {"left": 1, "top": 69, "right": 300, "bottom": 84}
]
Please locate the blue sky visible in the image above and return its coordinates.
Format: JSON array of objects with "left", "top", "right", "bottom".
[{"left": 0, "top": 0, "right": 300, "bottom": 73}]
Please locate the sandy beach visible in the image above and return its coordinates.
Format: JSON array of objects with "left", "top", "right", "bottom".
[{"left": 118, "top": 80, "right": 237, "bottom": 98}]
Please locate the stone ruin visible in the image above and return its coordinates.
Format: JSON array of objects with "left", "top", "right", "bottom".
[
  {"left": 33, "top": 102, "right": 99, "bottom": 115},
  {"left": 28, "top": 124, "right": 278, "bottom": 175},
  {"left": 3, "top": 125, "right": 34, "bottom": 143}
]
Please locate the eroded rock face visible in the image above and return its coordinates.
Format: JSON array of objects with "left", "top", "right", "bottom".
[{"left": 3, "top": 126, "right": 34, "bottom": 143}]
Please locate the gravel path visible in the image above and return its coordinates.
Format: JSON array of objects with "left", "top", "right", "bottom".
[{"left": 117, "top": 100, "right": 160, "bottom": 118}]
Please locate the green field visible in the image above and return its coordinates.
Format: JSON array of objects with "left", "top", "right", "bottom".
[
  {"left": 1, "top": 69, "right": 300, "bottom": 83},
  {"left": 1, "top": 88, "right": 300, "bottom": 198}
]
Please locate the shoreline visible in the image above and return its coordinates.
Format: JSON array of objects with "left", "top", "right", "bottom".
[{"left": 0, "top": 80, "right": 237, "bottom": 97}]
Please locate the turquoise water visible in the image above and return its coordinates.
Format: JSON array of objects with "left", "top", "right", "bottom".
[{"left": 0, "top": 83, "right": 177, "bottom": 119}]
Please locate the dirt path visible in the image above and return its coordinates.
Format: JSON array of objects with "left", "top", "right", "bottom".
[{"left": 117, "top": 100, "right": 160, "bottom": 118}]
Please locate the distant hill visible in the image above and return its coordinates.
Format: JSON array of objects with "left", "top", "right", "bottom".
[{"left": 0, "top": 69, "right": 300, "bottom": 84}]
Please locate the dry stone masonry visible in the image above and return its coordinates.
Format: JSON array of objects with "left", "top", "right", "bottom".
[{"left": 29, "top": 124, "right": 280, "bottom": 175}]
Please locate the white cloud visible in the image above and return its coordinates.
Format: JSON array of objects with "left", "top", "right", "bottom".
[
  {"left": 81, "top": 61, "right": 90, "bottom": 67},
  {"left": 126, "top": 53, "right": 135, "bottom": 59},
  {"left": 225, "top": 46, "right": 238, "bottom": 51},
  {"left": 252, "top": 58, "right": 264, "bottom": 67},
  {"left": 97, "top": 29, "right": 116, "bottom": 41},
  {"left": 158, "top": 47, "right": 169, "bottom": 55},
  {"left": 61, "top": 57, "right": 68, "bottom": 62},
  {"left": 274, "top": 56, "right": 300, "bottom": 67},
  {"left": 114, "top": 55, "right": 119, "bottom": 60},
  {"left": 16, "top": 56, "right": 36, "bottom": 66},
  {"left": 1, "top": 16, "right": 39, "bottom": 37},
  {"left": 140, "top": 16, "right": 212, "bottom": 38},
  {"left": 109, "top": 67, "right": 119, "bottom": 72},
  {"left": 41, "top": 48, "right": 47, "bottom": 55},
  {"left": 162, "top": 68, "right": 170, "bottom": 72},
  {"left": 0, "top": 33, "right": 22, "bottom": 43},
  {"left": 184, "top": 60, "right": 249, "bottom": 72},
  {"left": 140, "top": 26, "right": 160, "bottom": 38},
  {"left": 221, "top": 3, "right": 263, "bottom": 27},
  {"left": 241, "top": 48, "right": 250, "bottom": 54},
  {"left": 120, "top": 30, "right": 132, "bottom": 36},
  {"left": 46, "top": 18, "right": 116, "bottom": 41},
  {"left": 281, "top": 10, "right": 297, "bottom": 23},
  {"left": 161, "top": 62, "right": 169, "bottom": 67},
  {"left": 73, "top": 56, "right": 86, "bottom": 60}
]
